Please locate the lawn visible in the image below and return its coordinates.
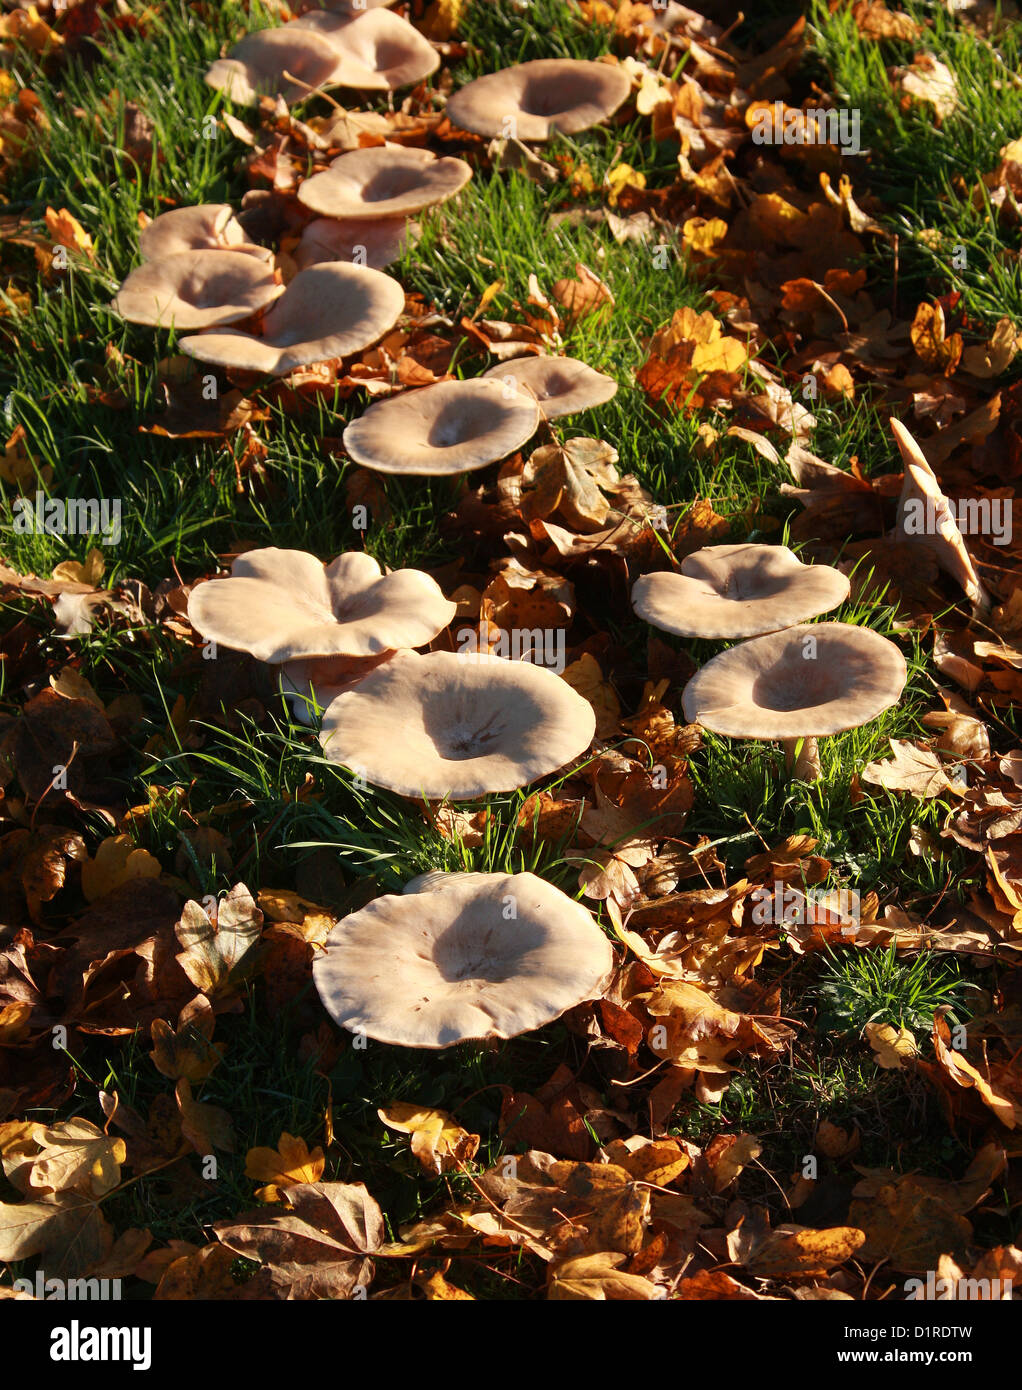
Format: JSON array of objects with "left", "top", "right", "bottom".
[{"left": 0, "top": 0, "right": 1020, "bottom": 1311}]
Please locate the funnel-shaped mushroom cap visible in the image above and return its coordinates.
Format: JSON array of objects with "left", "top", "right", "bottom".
[
  {"left": 188, "top": 548, "right": 456, "bottom": 663},
  {"left": 304, "top": 8, "right": 440, "bottom": 90},
  {"left": 633, "top": 544, "right": 851, "bottom": 640},
  {"left": 293, "top": 215, "right": 417, "bottom": 271},
  {"left": 892, "top": 419, "right": 990, "bottom": 611},
  {"left": 138, "top": 205, "right": 272, "bottom": 263},
  {"left": 298, "top": 145, "right": 471, "bottom": 220},
  {"left": 446, "top": 58, "right": 631, "bottom": 141},
  {"left": 111, "top": 250, "right": 282, "bottom": 329},
  {"left": 280, "top": 650, "right": 395, "bottom": 725},
  {"left": 205, "top": 27, "right": 342, "bottom": 106},
  {"left": 482, "top": 355, "right": 617, "bottom": 419},
  {"left": 319, "top": 650, "right": 596, "bottom": 797},
  {"left": 343, "top": 378, "right": 540, "bottom": 476},
  {"left": 312, "top": 870, "right": 614, "bottom": 1048},
  {"left": 178, "top": 261, "right": 404, "bottom": 374},
  {"left": 682, "top": 623, "right": 907, "bottom": 740}
]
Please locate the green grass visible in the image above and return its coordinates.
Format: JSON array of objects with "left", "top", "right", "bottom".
[{"left": 811, "top": 0, "right": 1022, "bottom": 326}]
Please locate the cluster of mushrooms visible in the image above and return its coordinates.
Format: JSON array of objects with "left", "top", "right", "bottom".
[
  {"left": 632, "top": 543, "right": 907, "bottom": 781},
  {"left": 186, "top": 546, "right": 613, "bottom": 1049},
  {"left": 133, "top": 13, "right": 957, "bottom": 1053}
]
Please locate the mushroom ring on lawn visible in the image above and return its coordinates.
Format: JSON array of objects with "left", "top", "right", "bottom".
[
  {"left": 312, "top": 871, "right": 615, "bottom": 1048},
  {"left": 318, "top": 650, "right": 596, "bottom": 798},
  {"left": 682, "top": 623, "right": 907, "bottom": 741},
  {"left": 632, "top": 543, "right": 850, "bottom": 640}
]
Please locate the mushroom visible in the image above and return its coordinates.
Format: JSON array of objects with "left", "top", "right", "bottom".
[
  {"left": 187, "top": 548, "right": 456, "bottom": 662},
  {"left": 312, "top": 870, "right": 614, "bottom": 1048},
  {"left": 279, "top": 651, "right": 396, "bottom": 726},
  {"left": 205, "top": 26, "right": 342, "bottom": 106},
  {"left": 178, "top": 261, "right": 404, "bottom": 375},
  {"left": 681, "top": 622, "right": 907, "bottom": 781},
  {"left": 631, "top": 543, "right": 851, "bottom": 640},
  {"left": 293, "top": 215, "right": 417, "bottom": 271},
  {"left": 297, "top": 145, "right": 472, "bottom": 221},
  {"left": 138, "top": 205, "right": 272, "bottom": 263},
  {"left": 892, "top": 418, "right": 991, "bottom": 613},
  {"left": 296, "top": 8, "right": 439, "bottom": 90},
  {"left": 318, "top": 0, "right": 398, "bottom": 10},
  {"left": 110, "top": 250, "right": 283, "bottom": 329},
  {"left": 342, "top": 377, "right": 540, "bottom": 476},
  {"left": 446, "top": 58, "right": 632, "bottom": 141},
  {"left": 481, "top": 355, "right": 618, "bottom": 419},
  {"left": 318, "top": 649, "right": 596, "bottom": 798}
]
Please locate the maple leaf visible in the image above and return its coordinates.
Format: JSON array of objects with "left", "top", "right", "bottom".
[
  {"left": 245, "top": 1132, "right": 326, "bottom": 1196},
  {"left": 378, "top": 1103, "right": 480, "bottom": 1175},
  {"left": 174, "top": 883, "right": 264, "bottom": 1002},
  {"left": 149, "top": 1014, "right": 223, "bottom": 1083},
  {"left": 865, "top": 1021, "right": 919, "bottom": 1069},
  {"left": 547, "top": 1251, "right": 659, "bottom": 1300},
  {"left": 860, "top": 739, "right": 957, "bottom": 799},
  {"left": 214, "top": 1181, "right": 383, "bottom": 1299},
  {"left": 81, "top": 834, "right": 161, "bottom": 903},
  {"left": 175, "top": 1079, "right": 235, "bottom": 1155}
]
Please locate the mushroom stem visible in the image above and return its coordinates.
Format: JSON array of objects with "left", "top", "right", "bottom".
[{"left": 782, "top": 736, "right": 822, "bottom": 781}]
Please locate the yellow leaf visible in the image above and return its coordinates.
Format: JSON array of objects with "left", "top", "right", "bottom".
[
  {"left": 378, "top": 1103, "right": 480, "bottom": 1175},
  {"left": 605, "top": 162, "right": 646, "bottom": 208},
  {"left": 691, "top": 334, "right": 747, "bottom": 374},
  {"left": 419, "top": 0, "right": 468, "bottom": 40},
  {"left": 244, "top": 1131, "right": 325, "bottom": 1188},
  {"left": 81, "top": 835, "right": 162, "bottom": 903},
  {"left": 44, "top": 206, "right": 94, "bottom": 261},
  {"left": 682, "top": 216, "right": 728, "bottom": 256},
  {"left": 52, "top": 547, "right": 105, "bottom": 586},
  {"left": 865, "top": 1021, "right": 918, "bottom": 1069}
]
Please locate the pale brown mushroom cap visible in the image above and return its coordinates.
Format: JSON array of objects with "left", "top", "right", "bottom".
[
  {"left": 298, "top": 145, "right": 471, "bottom": 220},
  {"left": 293, "top": 215, "right": 417, "bottom": 271},
  {"left": 312, "top": 870, "right": 614, "bottom": 1048},
  {"left": 188, "top": 548, "right": 456, "bottom": 663},
  {"left": 110, "top": 250, "right": 282, "bottom": 329},
  {"left": 318, "top": 649, "right": 596, "bottom": 797},
  {"left": 178, "top": 261, "right": 404, "bottom": 374},
  {"left": 138, "top": 205, "right": 272, "bottom": 263},
  {"left": 343, "top": 377, "right": 540, "bottom": 476},
  {"left": 892, "top": 418, "right": 990, "bottom": 611},
  {"left": 632, "top": 543, "right": 851, "bottom": 640},
  {"left": 446, "top": 58, "right": 631, "bottom": 141},
  {"left": 300, "top": 8, "right": 440, "bottom": 90},
  {"left": 205, "top": 27, "right": 342, "bottom": 106},
  {"left": 319, "top": 0, "right": 398, "bottom": 11},
  {"left": 481, "top": 355, "right": 618, "bottom": 419},
  {"left": 681, "top": 622, "right": 907, "bottom": 740}
]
